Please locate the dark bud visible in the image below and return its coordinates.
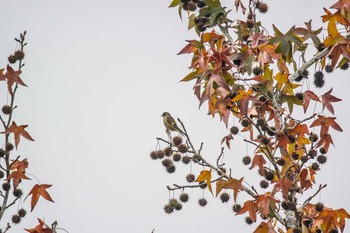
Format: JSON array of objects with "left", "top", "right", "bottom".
[
  {"left": 2, "top": 105, "right": 12, "bottom": 115},
  {"left": 308, "top": 149, "right": 317, "bottom": 158},
  {"left": 260, "top": 180, "right": 269, "bottom": 189},
  {"left": 13, "top": 188, "right": 23, "bottom": 198},
  {"left": 166, "top": 165, "right": 176, "bottom": 173},
  {"left": 187, "top": 2, "right": 197, "bottom": 11},
  {"left": 0, "top": 170, "right": 4, "bottom": 179},
  {"left": 175, "top": 203, "right": 182, "bottom": 211},
  {"left": 197, "top": 0, "right": 206, "bottom": 8},
  {"left": 182, "top": 155, "right": 191, "bottom": 164},
  {"left": 311, "top": 162, "right": 320, "bottom": 170},
  {"left": 164, "top": 204, "right": 174, "bottom": 214},
  {"left": 258, "top": 96, "right": 267, "bottom": 102},
  {"left": 291, "top": 152, "right": 299, "bottom": 160},
  {"left": 245, "top": 216, "right": 253, "bottom": 225},
  {"left": 172, "top": 153, "right": 181, "bottom": 162},
  {"left": 242, "top": 156, "right": 251, "bottom": 165},
  {"left": 220, "top": 193, "right": 230, "bottom": 203},
  {"left": 309, "top": 133, "right": 319, "bottom": 142},
  {"left": 18, "top": 208, "right": 27, "bottom": 218},
  {"left": 5, "top": 143, "right": 13, "bottom": 151},
  {"left": 257, "top": 2, "right": 268, "bottom": 13},
  {"left": 186, "top": 174, "right": 195, "bottom": 183},
  {"left": 232, "top": 204, "right": 241, "bottom": 213},
  {"left": 230, "top": 126, "right": 239, "bottom": 135},
  {"left": 8, "top": 55, "right": 17, "bottom": 64},
  {"left": 300, "top": 156, "right": 308, "bottom": 163},
  {"left": 317, "top": 155, "right": 327, "bottom": 164},
  {"left": 241, "top": 118, "right": 250, "bottom": 127},
  {"left": 277, "top": 158, "right": 285, "bottom": 166},
  {"left": 198, "top": 198, "right": 207, "bottom": 207},
  {"left": 180, "top": 0, "right": 190, "bottom": 3},
  {"left": 265, "top": 171, "right": 274, "bottom": 181},
  {"left": 260, "top": 135, "right": 270, "bottom": 145},
  {"left": 315, "top": 202, "right": 324, "bottom": 212},
  {"left": 12, "top": 215, "right": 21, "bottom": 224},
  {"left": 179, "top": 193, "right": 189, "bottom": 203},
  {"left": 2, "top": 182, "right": 10, "bottom": 191},
  {"left": 319, "top": 147, "right": 327, "bottom": 154},
  {"left": 325, "top": 64, "right": 333, "bottom": 73}
]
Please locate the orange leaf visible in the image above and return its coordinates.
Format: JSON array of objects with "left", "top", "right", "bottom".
[
  {"left": 254, "top": 221, "right": 277, "bottom": 233},
  {"left": 272, "top": 178, "right": 293, "bottom": 200},
  {"left": 195, "top": 169, "right": 213, "bottom": 195},
  {"left": 26, "top": 184, "right": 54, "bottom": 211},
  {"left": 238, "top": 200, "right": 258, "bottom": 222},
  {"left": 256, "top": 193, "right": 280, "bottom": 218},
  {"left": 321, "top": 88, "right": 342, "bottom": 115},
  {"left": 250, "top": 154, "right": 266, "bottom": 176},
  {"left": 25, "top": 218, "right": 53, "bottom": 233},
  {"left": 2, "top": 121, "right": 34, "bottom": 149},
  {"left": 215, "top": 177, "right": 244, "bottom": 202},
  {"left": 8, "top": 170, "right": 30, "bottom": 189},
  {"left": 4, "top": 65, "right": 26, "bottom": 95}
]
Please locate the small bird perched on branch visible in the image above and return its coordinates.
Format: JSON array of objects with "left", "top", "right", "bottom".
[{"left": 161, "top": 112, "right": 184, "bottom": 135}]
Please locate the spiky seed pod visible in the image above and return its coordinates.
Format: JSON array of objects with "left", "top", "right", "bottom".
[
  {"left": 309, "top": 134, "right": 319, "bottom": 142},
  {"left": 186, "top": 174, "right": 195, "bottom": 183},
  {"left": 13, "top": 188, "right": 23, "bottom": 198},
  {"left": 164, "top": 204, "right": 174, "bottom": 214},
  {"left": 220, "top": 193, "right": 230, "bottom": 203},
  {"left": 277, "top": 158, "right": 285, "bottom": 166},
  {"left": 287, "top": 202, "right": 296, "bottom": 211},
  {"left": 197, "top": 0, "right": 206, "bottom": 8},
  {"left": 340, "top": 62, "right": 349, "bottom": 70},
  {"left": 317, "top": 43, "right": 325, "bottom": 52},
  {"left": 12, "top": 214, "right": 21, "bottom": 224},
  {"left": 315, "top": 228, "right": 322, "bottom": 233},
  {"left": 197, "top": 25, "right": 208, "bottom": 32},
  {"left": 156, "top": 150, "right": 165, "bottom": 159},
  {"left": 311, "top": 162, "right": 320, "bottom": 170},
  {"left": 241, "top": 118, "right": 250, "bottom": 127},
  {"left": 242, "top": 156, "right": 251, "bottom": 165},
  {"left": 192, "top": 0, "right": 198, "bottom": 3},
  {"left": 265, "top": 171, "right": 274, "bottom": 181},
  {"left": 325, "top": 64, "right": 333, "bottom": 73},
  {"left": 180, "top": 0, "right": 190, "bottom": 3},
  {"left": 300, "top": 156, "right": 308, "bottom": 163},
  {"left": 172, "top": 153, "right": 181, "bottom": 162},
  {"left": 194, "top": 17, "right": 201, "bottom": 25},
  {"left": 260, "top": 136, "right": 270, "bottom": 145},
  {"left": 0, "top": 170, "right": 4, "bottom": 179},
  {"left": 182, "top": 2, "right": 190, "bottom": 10},
  {"left": 6, "top": 143, "right": 14, "bottom": 151},
  {"left": 303, "top": 219, "right": 312, "bottom": 228},
  {"left": 315, "top": 202, "right": 324, "bottom": 212},
  {"left": 257, "top": 2, "right": 268, "bottom": 13},
  {"left": 257, "top": 118, "right": 265, "bottom": 127},
  {"left": 8, "top": 55, "right": 17, "bottom": 64},
  {"left": 198, "top": 198, "right": 207, "bottom": 207},
  {"left": 246, "top": 19, "right": 254, "bottom": 28},
  {"left": 162, "top": 158, "right": 172, "bottom": 168},
  {"left": 149, "top": 151, "right": 158, "bottom": 160},
  {"left": 330, "top": 228, "right": 339, "bottom": 233},
  {"left": 182, "top": 155, "right": 191, "bottom": 164},
  {"left": 259, "top": 96, "right": 267, "bottom": 102},
  {"left": 187, "top": 1, "right": 197, "bottom": 11},
  {"left": 233, "top": 59, "right": 241, "bottom": 66},
  {"left": 295, "top": 92, "right": 303, "bottom": 101},
  {"left": 245, "top": 216, "right": 253, "bottom": 225},
  {"left": 169, "top": 198, "right": 179, "bottom": 207},
  {"left": 308, "top": 149, "right": 317, "bottom": 158},
  {"left": 199, "top": 182, "right": 207, "bottom": 189},
  {"left": 18, "top": 208, "right": 27, "bottom": 218},
  {"left": 166, "top": 165, "right": 176, "bottom": 174},
  {"left": 230, "top": 126, "right": 239, "bottom": 135},
  {"left": 314, "top": 71, "right": 325, "bottom": 88},
  {"left": 175, "top": 203, "right": 182, "bottom": 211},
  {"left": 2, "top": 105, "right": 12, "bottom": 115},
  {"left": 232, "top": 204, "right": 241, "bottom": 213},
  {"left": 253, "top": 67, "right": 263, "bottom": 75},
  {"left": 14, "top": 50, "right": 25, "bottom": 60},
  {"left": 291, "top": 152, "right": 299, "bottom": 160},
  {"left": 260, "top": 180, "right": 269, "bottom": 189},
  {"left": 281, "top": 201, "right": 289, "bottom": 210},
  {"left": 293, "top": 228, "right": 302, "bottom": 233},
  {"left": 164, "top": 147, "right": 173, "bottom": 157},
  {"left": 199, "top": 17, "right": 207, "bottom": 24},
  {"left": 319, "top": 147, "right": 327, "bottom": 154},
  {"left": 2, "top": 182, "right": 10, "bottom": 191},
  {"left": 302, "top": 69, "right": 309, "bottom": 77},
  {"left": 295, "top": 75, "right": 304, "bottom": 82},
  {"left": 173, "top": 136, "right": 182, "bottom": 146},
  {"left": 217, "top": 167, "right": 227, "bottom": 176},
  {"left": 317, "top": 155, "right": 327, "bottom": 164},
  {"left": 177, "top": 144, "right": 188, "bottom": 153},
  {"left": 179, "top": 193, "right": 189, "bottom": 203}
]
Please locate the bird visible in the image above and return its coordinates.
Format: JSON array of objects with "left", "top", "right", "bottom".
[{"left": 161, "top": 112, "right": 184, "bottom": 135}]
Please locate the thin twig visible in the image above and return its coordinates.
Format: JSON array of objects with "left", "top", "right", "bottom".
[{"left": 302, "top": 184, "right": 327, "bottom": 208}]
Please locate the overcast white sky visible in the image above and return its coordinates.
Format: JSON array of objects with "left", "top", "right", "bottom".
[{"left": 0, "top": 0, "right": 349, "bottom": 232}]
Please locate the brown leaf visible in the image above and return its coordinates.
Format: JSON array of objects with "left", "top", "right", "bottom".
[
  {"left": 250, "top": 154, "right": 266, "bottom": 176},
  {"left": 4, "top": 65, "right": 26, "bottom": 95},
  {"left": 272, "top": 178, "right": 293, "bottom": 200},
  {"left": 25, "top": 218, "right": 53, "bottom": 233},
  {"left": 8, "top": 170, "right": 30, "bottom": 189},
  {"left": 321, "top": 88, "right": 342, "bottom": 115},
  {"left": 26, "top": 184, "right": 54, "bottom": 211},
  {"left": 216, "top": 177, "right": 244, "bottom": 202},
  {"left": 253, "top": 221, "right": 277, "bottom": 233},
  {"left": 256, "top": 193, "right": 280, "bottom": 218},
  {"left": 238, "top": 200, "right": 258, "bottom": 222},
  {"left": 302, "top": 90, "right": 320, "bottom": 113},
  {"left": 2, "top": 121, "right": 34, "bottom": 149}
]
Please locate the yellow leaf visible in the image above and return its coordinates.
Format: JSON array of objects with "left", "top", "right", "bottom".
[{"left": 196, "top": 169, "right": 213, "bottom": 195}]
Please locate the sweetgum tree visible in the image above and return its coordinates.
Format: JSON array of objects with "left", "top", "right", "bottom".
[
  {"left": 150, "top": 0, "right": 350, "bottom": 232},
  {"left": 0, "top": 32, "right": 57, "bottom": 232}
]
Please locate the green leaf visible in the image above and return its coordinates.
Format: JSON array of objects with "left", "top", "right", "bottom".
[
  {"left": 188, "top": 14, "right": 196, "bottom": 29},
  {"left": 169, "top": 0, "right": 180, "bottom": 7},
  {"left": 280, "top": 95, "right": 302, "bottom": 113},
  {"left": 181, "top": 70, "right": 200, "bottom": 82}
]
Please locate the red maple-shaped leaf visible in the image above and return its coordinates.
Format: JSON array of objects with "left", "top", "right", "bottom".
[
  {"left": 26, "top": 184, "right": 54, "bottom": 211},
  {"left": 310, "top": 115, "right": 343, "bottom": 137},
  {"left": 238, "top": 200, "right": 258, "bottom": 222},
  {"left": 8, "top": 170, "right": 30, "bottom": 189},
  {"left": 299, "top": 167, "right": 316, "bottom": 191},
  {"left": 4, "top": 65, "right": 27, "bottom": 95},
  {"left": 2, "top": 122, "right": 34, "bottom": 149},
  {"left": 272, "top": 178, "right": 293, "bottom": 200},
  {"left": 321, "top": 88, "right": 342, "bottom": 115},
  {"left": 25, "top": 218, "right": 53, "bottom": 233},
  {"left": 249, "top": 154, "right": 266, "bottom": 176},
  {"left": 302, "top": 90, "right": 320, "bottom": 113},
  {"left": 256, "top": 192, "right": 280, "bottom": 218}
]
